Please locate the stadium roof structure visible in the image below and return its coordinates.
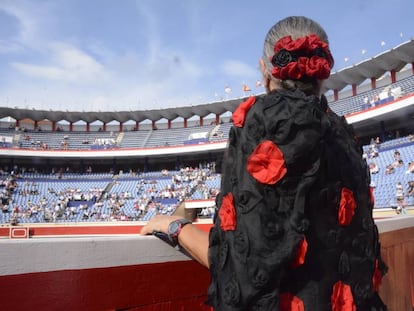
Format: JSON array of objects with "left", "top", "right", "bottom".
[
  {"left": 323, "top": 39, "right": 414, "bottom": 92},
  {"left": 1, "top": 39, "right": 414, "bottom": 124}
]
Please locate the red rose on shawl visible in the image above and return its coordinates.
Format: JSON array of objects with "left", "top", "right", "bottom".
[
  {"left": 247, "top": 140, "right": 287, "bottom": 185},
  {"left": 279, "top": 292, "right": 304, "bottom": 311},
  {"left": 291, "top": 236, "right": 308, "bottom": 268},
  {"left": 338, "top": 187, "right": 356, "bottom": 226},
  {"left": 372, "top": 259, "right": 383, "bottom": 292},
  {"left": 232, "top": 96, "right": 256, "bottom": 127},
  {"left": 219, "top": 192, "right": 236, "bottom": 231},
  {"left": 331, "top": 281, "right": 356, "bottom": 311}
]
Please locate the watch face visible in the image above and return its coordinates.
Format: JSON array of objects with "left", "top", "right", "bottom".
[
  {"left": 169, "top": 220, "right": 180, "bottom": 237},
  {"left": 168, "top": 219, "right": 190, "bottom": 241}
]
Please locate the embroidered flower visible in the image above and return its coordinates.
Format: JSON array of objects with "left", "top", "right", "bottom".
[
  {"left": 251, "top": 267, "right": 269, "bottom": 289},
  {"left": 218, "top": 241, "right": 229, "bottom": 270},
  {"left": 218, "top": 192, "right": 236, "bottom": 231},
  {"left": 338, "top": 251, "right": 350, "bottom": 277},
  {"left": 238, "top": 189, "right": 262, "bottom": 214},
  {"left": 353, "top": 282, "right": 371, "bottom": 302},
  {"left": 247, "top": 140, "right": 287, "bottom": 185},
  {"left": 223, "top": 278, "right": 241, "bottom": 306},
  {"left": 291, "top": 236, "right": 308, "bottom": 268},
  {"left": 232, "top": 96, "right": 256, "bottom": 128},
  {"left": 338, "top": 187, "right": 356, "bottom": 226},
  {"left": 279, "top": 292, "right": 304, "bottom": 311},
  {"left": 233, "top": 230, "right": 249, "bottom": 263},
  {"left": 331, "top": 281, "right": 356, "bottom": 311},
  {"left": 372, "top": 259, "right": 383, "bottom": 292}
]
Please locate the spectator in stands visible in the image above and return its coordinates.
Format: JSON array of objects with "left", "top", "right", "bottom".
[
  {"left": 406, "top": 181, "right": 414, "bottom": 197},
  {"left": 141, "top": 16, "right": 387, "bottom": 310},
  {"left": 386, "top": 164, "right": 395, "bottom": 175},
  {"left": 362, "top": 96, "right": 369, "bottom": 109},
  {"left": 406, "top": 162, "right": 414, "bottom": 174},
  {"left": 362, "top": 150, "right": 368, "bottom": 160},
  {"left": 396, "top": 181, "right": 404, "bottom": 201},
  {"left": 369, "top": 162, "right": 379, "bottom": 174},
  {"left": 395, "top": 183, "right": 407, "bottom": 215},
  {"left": 367, "top": 143, "right": 378, "bottom": 158},
  {"left": 393, "top": 150, "right": 403, "bottom": 168},
  {"left": 369, "top": 136, "right": 381, "bottom": 150}
]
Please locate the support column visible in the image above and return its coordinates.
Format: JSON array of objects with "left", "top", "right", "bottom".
[
  {"left": 184, "top": 118, "right": 187, "bottom": 128},
  {"left": 352, "top": 84, "right": 357, "bottom": 96},
  {"left": 168, "top": 120, "right": 171, "bottom": 129},
  {"left": 380, "top": 121, "right": 386, "bottom": 143},
  {"left": 199, "top": 116, "right": 203, "bottom": 126},
  {"left": 334, "top": 90, "right": 339, "bottom": 101},
  {"left": 371, "top": 77, "right": 376, "bottom": 89},
  {"left": 144, "top": 157, "right": 149, "bottom": 172},
  {"left": 112, "top": 158, "right": 117, "bottom": 174},
  {"left": 390, "top": 70, "right": 396, "bottom": 84},
  {"left": 176, "top": 156, "right": 181, "bottom": 171}
]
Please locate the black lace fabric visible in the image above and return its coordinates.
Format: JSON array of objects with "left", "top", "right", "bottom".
[{"left": 207, "top": 89, "right": 387, "bottom": 310}]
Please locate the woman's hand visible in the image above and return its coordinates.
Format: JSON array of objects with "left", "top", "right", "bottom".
[
  {"left": 140, "top": 215, "right": 210, "bottom": 268},
  {"left": 140, "top": 215, "right": 181, "bottom": 235}
]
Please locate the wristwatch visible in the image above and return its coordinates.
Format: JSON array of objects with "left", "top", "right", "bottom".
[{"left": 168, "top": 218, "right": 191, "bottom": 246}]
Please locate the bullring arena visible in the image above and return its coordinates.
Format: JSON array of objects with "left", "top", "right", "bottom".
[{"left": 0, "top": 40, "right": 414, "bottom": 310}]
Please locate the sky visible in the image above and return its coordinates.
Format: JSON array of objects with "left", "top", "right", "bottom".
[{"left": 0, "top": 0, "right": 413, "bottom": 113}]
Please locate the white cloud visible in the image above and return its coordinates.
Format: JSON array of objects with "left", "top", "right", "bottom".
[
  {"left": 12, "top": 43, "right": 108, "bottom": 83},
  {"left": 0, "top": 40, "right": 23, "bottom": 53},
  {"left": 0, "top": 0, "right": 50, "bottom": 48},
  {"left": 221, "top": 60, "right": 258, "bottom": 79},
  {"left": 0, "top": 1, "right": 249, "bottom": 112}
]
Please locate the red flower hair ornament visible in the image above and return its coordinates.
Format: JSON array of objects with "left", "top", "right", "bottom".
[
  {"left": 331, "top": 281, "right": 356, "bottom": 311},
  {"left": 270, "top": 33, "right": 334, "bottom": 81},
  {"left": 232, "top": 96, "right": 256, "bottom": 128},
  {"left": 218, "top": 192, "right": 236, "bottom": 231},
  {"left": 247, "top": 140, "right": 287, "bottom": 185},
  {"left": 338, "top": 187, "right": 356, "bottom": 226}
]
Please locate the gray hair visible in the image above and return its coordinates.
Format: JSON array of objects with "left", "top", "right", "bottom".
[{"left": 262, "top": 16, "right": 331, "bottom": 94}]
